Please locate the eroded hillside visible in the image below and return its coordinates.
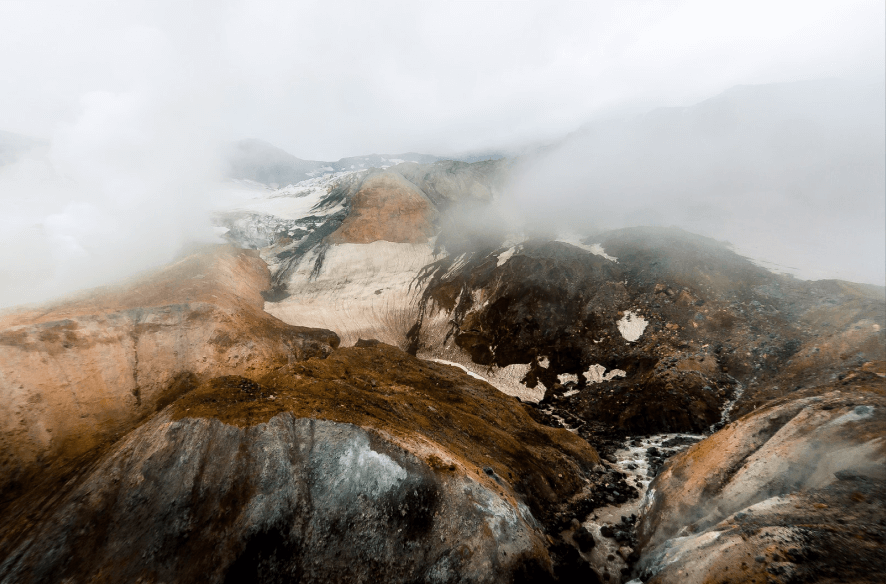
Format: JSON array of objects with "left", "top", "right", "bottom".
[{"left": 0, "top": 156, "right": 882, "bottom": 583}]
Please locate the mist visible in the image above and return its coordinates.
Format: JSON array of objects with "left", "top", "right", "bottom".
[
  {"left": 1, "top": 0, "right": 884, "bottom": 308},
  {"left": 500, "top": 79, "right": 886, "bottom": 285}
]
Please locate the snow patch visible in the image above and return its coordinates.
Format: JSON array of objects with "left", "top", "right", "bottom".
[
  {"left": 430, "top": 359, "right": 488, "bottom": 382},
  {"left": 538, "top": 356, "right": 550, "bottom": 368},
  {"left": 617, "top": 311, "right": 648, "bottom": 342},
  {"left": 555, "top": 233, "right": 618, "bottom": 262},
  {"left": 496, "top": 246, "right": 517, "bottom": 267},
  {"left": 587, "top": 243, "right": 617, "bottom": 262},
  {"left": 220, "top": 169, "right": 360, "bottom": 221},
  {"left": 557, "top": 373, "right": 579, "bottom": 385},
  {"left": 265, "top": 241, "right": 436, "bottom": 347},
  {"left": 583, "top": 364, "right": 627, "bottom": 384}
]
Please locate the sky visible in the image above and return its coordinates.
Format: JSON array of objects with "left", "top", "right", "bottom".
[
  {"left": 1, "top": 0, "right": 883, "bottom": 159},
  {"left": 0, "top": 0, "right": 884, "bottom": 307}
]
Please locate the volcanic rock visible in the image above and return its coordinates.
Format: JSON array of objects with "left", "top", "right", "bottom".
[
  {"left": 0, "top": 245, "right": 338, "bottom": 512},
  {"left": 0, "top": 336, "right": 602, "bottom": 582},
  {"left": 634, "top": 381, "right": 886, "bottom": 583},
  {"left": 326, "top": 171, "right": 437, "bottom": 244}
]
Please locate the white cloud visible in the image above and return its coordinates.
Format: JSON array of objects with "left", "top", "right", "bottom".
[{"left": 0, "top": 1, "right": 883, "bottom": 306}]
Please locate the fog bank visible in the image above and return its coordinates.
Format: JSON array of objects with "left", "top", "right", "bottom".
[{"left": 502, "top": 79, "right": 886, "bottom": 285}]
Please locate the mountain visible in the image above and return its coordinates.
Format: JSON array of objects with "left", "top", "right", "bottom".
[
  {"left": 1, "top": 82, "right": 884, "bottom": 583},
  {"left": 511, "top": 78, "right": 886, "bottom": 285},
  {"left": 225, "top": 139, "right": 507, "bottom": 188}
]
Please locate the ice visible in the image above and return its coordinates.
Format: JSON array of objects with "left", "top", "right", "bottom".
[{"left": 496, "top": 246, "right": 517, "bottom": 267}]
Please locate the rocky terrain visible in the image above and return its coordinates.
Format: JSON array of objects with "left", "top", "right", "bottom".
[
  {"left": 0, "top": 152, "right": 882, "bottom": 583},
  {"left": 636, "top": 381, "right": 885, "bottom": 584}
]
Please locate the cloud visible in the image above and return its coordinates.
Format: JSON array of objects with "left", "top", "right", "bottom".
[
  {"left": 0, "top": 1, "right": 883, "bottom": 158},
  {"left": 0, "top": 14, "right": 228, "bottom": 308},
  {"left": 0, "top": 1, "right": 883, "bottom": 307},
  {"left": 499, "top": 79, "right": 886, "bottom": 284}
]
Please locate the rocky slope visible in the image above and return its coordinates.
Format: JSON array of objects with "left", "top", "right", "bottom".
[
  {"left": 634, "top": 378, "right": 885, "bottom": 583},
  {"left": 407, "top": 228, "right": 884, "bottom": 438},
  {"left": 1, "top": 342, "right": 609, "bottom": 583},
  {"left": 0, "top": 148, "right": 882, "bottom": 582},
  {"left": 0, "top": 238, "right": 628, "bottom": 583},
  {"left": 211, "top": 156, "right": 884, "bottom": 582},
  {"left": 0, "top": 245, "right": 338, "bottom": 539},
  {"left": 218, "top": 160, "right": 509, "bottom": 347}
]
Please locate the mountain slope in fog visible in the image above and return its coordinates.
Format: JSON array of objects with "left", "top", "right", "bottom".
[
  {"left": 214, "top": 150, "right": 884, "bottom": 581},
  {"left": 0, "top": 79, "right": 883, "bottom": 583},
  {"left": 225, "top": 138, "right": 503, "bottom": 188},
  {"left": 508, "top": 78, "right": 886, "bottom": 285}
]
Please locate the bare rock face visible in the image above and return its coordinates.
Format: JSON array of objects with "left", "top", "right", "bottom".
[
  {"left": 326, "top": 171, "right": 437, "bottom": 244},
  {"left": 0, "top": 414, "right": 549, "bottom": 584},
  {"left": 0, "top": 341, "right": 604, "bottom": 583},
  {"left": 0, "top": 245, "right": 338, "bottom": 516},
  {"left": 634, "top": 381, "right": 886, "bottom": 583},
  {"left": 407, "top": 228, "right": 885, "bottom": 442}
]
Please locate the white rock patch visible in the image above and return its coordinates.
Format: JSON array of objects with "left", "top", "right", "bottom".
[
  {"left": 583, "top": 364, "right": 627, "bottom": 384},
  {"left": 617, "top": 311, "right": 648, "bottom": 342}
]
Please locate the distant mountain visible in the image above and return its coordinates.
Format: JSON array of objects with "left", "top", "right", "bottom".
[
  {"left": 510, "top": 78, "right": 886, "bottom": 285},
  {"left": 225, "top": 139, "right": 508, "bottom": 187}
]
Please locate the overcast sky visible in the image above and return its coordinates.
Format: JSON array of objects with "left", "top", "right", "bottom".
[
  {"left": 1, "top": 0, "right": 883, "bottom": 159},
  {"left": 0, "top": 0, "right": 883, "bottom": 308}
]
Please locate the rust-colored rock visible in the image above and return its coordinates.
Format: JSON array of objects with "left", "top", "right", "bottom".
[
  {"left": 634, "top": 380, "right": 886, "bottom": 583},
  {"left": 0, "top": 244, "right": 338, "bottom": 515},
  {"left": 326, "top": 171, "right": 437, "bottom": 244}
]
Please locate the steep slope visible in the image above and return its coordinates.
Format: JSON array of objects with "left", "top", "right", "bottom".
[
  {"left": 633, "top": 378, "right": 885, "bottom": 583},
  {"left": 326, "top": 171, "right": 437, "bottom": 244},
  {"left": 0, "top": 342, "right": 607, "bottom": 584},
  {"left": 220, "top": 160, "right": 509, "bottom": 348},
  {"left": 0, "top": 245, "right": 339, "bottom": 523},
  {"left": 407, "top": 228, "right": 884, "bottom": 440}
]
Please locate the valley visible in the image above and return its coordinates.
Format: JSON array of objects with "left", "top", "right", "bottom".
[{"left": 0, "top": 149, "right": 883, "bottom": 583}]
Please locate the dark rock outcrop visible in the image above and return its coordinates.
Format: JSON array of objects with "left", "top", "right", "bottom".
[
  {"left": 0, "top": 414, "right": 550, "bottom": 583},
  {"left": 407, "top": 228, "right": 885, "bottom": 441}
]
